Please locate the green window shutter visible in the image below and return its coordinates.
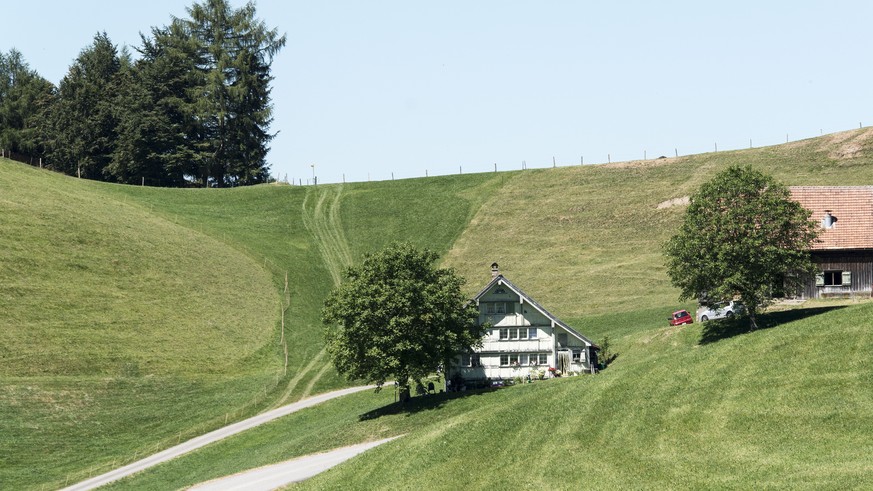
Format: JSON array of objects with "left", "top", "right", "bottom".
[
  {"left": 843, "top": 271, "right": 852, "bottom": 286},
  {"left": 815, "top": 273, "right": 824, "bottom": 286}
]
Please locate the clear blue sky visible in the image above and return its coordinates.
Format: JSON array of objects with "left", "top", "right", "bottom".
[{"left": 4, "top": 1, "right": 872, "bottom": 184}]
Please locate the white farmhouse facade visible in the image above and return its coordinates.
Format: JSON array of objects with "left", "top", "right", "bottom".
[{"left": 447, "top": 267, "right": 598, "bottom": 388}]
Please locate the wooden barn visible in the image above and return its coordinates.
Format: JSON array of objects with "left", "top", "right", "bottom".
[{"left": 790, "top": 186, "right": 873, "bottom": 299}]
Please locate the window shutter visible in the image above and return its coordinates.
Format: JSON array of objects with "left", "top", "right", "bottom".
[
  {"left": 843, "top": 271, "right": 852, "bottom": 286},
  {"left": 815, "top": 273, "right": 824, "bottom": 286}
]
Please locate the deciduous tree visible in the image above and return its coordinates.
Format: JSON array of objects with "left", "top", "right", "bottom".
[
  {"left": 322, "top": 243, "right": 483, "bottom": 398},
  {"left": 664, "top": 166, "right": 819, "bottom": 329}
]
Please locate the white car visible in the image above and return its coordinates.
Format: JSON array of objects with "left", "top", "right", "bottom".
[{"left": 696, "top": 301, "right": 744, "bottom": 322}]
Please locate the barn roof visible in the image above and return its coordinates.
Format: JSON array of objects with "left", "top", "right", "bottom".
[
  {"left": 790, "top": 186, "right": 873, "bottom": 250},
  {"left": 472, "top": 274, "right": 597, "bottom": 347}
]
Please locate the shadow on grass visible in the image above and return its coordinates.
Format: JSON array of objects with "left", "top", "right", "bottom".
[
  {"left": 359, "top": 387, "right": 500, "bottom": 421},
  {"left": 699, "top": 306, "right": 847, "bottom": 345}
]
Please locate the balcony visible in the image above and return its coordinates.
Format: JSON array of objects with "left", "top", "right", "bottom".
[{"left": 479, "top": 338, "right": 553, "bottom": 353}]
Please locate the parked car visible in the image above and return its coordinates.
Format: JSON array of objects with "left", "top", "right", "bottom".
[
  {"left": 696, "top": 301, "right": 744, "bottom": 322},
  {"left": 669, "top": 310, "right": 693, "bottom": 326}
]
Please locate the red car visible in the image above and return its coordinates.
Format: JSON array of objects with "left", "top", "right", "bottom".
[{"left": 669, "top": 310, "right": 693, "bottom": 326}]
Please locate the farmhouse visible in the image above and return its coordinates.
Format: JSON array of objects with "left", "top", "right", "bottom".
[
  {"left": 790, "top": 186, "right": 873, "bottom": 299},
  {"left": 447, "top": 264, "right": 598, "bottom": 389}
]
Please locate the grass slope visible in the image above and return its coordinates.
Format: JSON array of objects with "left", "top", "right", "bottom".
[
  {"left": 105, "top": 128, "right": 873, "bottom": 489},
  {"left": 0, "top": 162, "right": 279, "bottom": 488},
  {"left": 5, "top": 128, "right": 873, "bottom": 489},
  {"left": 0, "top": 159, "right": 506, "bottom": 489},
  {"left": 109, "top": 303, "right": 873, "bottom": 490}
]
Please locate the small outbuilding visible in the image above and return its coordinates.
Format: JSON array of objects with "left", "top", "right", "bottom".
[
  {"left": 446, "top": 264, "right": 598, "bottom": 389},
  {"left": 790, "top": 186, "right": 873, "bottom": 299}
]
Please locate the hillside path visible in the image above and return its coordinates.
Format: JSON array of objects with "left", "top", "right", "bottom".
[
  {"left": 187, "top": 436, "right": 402, "bottom": 491},
  {"left": 60, "top": 385, "right": 375, "bottom": 491}
]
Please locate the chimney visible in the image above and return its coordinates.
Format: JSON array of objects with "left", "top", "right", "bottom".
[
  {"left": 491, "top": 262, "right": 500, "bottom": 278},
  {"left": 822, "top": 211, "right": 837, "bottom": 229}
]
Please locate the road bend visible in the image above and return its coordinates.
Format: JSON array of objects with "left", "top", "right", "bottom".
[{"left": 61, "top": 385, "right": 375, "bottom": 491}]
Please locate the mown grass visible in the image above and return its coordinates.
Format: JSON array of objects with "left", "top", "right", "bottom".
[
  {"left": 111, "top": 302, "right": 873, "bottom": 490},
  {"left": 444, "top": 128, "right": 873, "bottom": 319},
  {"left": 5, "top": 127, "right": 873, "bottom": 489},
  {"left": 100, "top": 128, "right": 873, "bottom": 489},
  {"left": 295, "top": 302, "right": 873, "bottom": 490},
  {"left": 0, "top": 160, "right": 506, "bottom": 489},
  {"left": 0, "top": 162, "right": 280, "bottom": 489}
]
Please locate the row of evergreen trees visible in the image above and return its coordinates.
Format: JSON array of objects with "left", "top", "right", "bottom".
[{"left": 0, "top": 0, "right": 285, "bottom": 187}]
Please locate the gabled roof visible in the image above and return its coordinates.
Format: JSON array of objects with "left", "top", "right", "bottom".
[
  {"left": 473, "top": 274, "right": 597, "bottom": 347},
  {"left": 789, "top": 186, "right": 873, "bottom": 250}
]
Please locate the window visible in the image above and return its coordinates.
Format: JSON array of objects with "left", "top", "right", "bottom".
[
  {"left": 509, "top": 354, "right": 519, "bottom": 365},
  {"left": 528, "top": 328, "right": 538, "bottom": 339},
  {"left": 500, "top": 354, "right": 509, "bottom": 366},
  {"left": 509, "top": 328, "right": 518, "bottom": 340},
  {"left": 518, "top": 328, "right": 528, "bottom": 340},
  {"left": 572, "top": 349, "right": 585, "bottom": 363},
  {"left": 471, "top": 354, "right": 481, "bottom": 367},
  {"left": 819, "top": 270, "right": 851, "bottom": 286},
  {"left": 519, "top": 354, "right": 528, "bottom": 365},
  {"left": 486, "top": 302, "right": 512, "bottom": 315},
  {"left": 499, "top": 329, "right": 508, "bottom": 340},
  {"left": 461, "top": 354, "right": 470, "bottom": 366}
]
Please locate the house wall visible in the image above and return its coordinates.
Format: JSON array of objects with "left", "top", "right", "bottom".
[
  {"left": 447, "top": 279, "right": 594, "bottom": 388},
  {"left": 801, "top": 251, "right": 873, "bottom": 299}
]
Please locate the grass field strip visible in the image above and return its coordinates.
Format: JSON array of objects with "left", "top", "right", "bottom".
[
  {"left": 302, "top": 186, "right": 353, "bottom": 285},
  {"left": 272, "top": 186, "right": 354, "bottom": 406}
]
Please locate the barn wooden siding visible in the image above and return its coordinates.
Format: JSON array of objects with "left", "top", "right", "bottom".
[{"left": 801, "top": 251, "right": 873, "bottom": 299}]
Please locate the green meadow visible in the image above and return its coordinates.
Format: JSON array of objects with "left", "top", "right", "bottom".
[{"left": 3, "top": 128, "right": 873, "bottom": 489}]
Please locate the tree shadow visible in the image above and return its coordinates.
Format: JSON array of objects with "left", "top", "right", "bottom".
[
  {"left": 359, "top": 387, "right": 500, "bottom": 421},
  {"left": 699, "top": 306, "right": 847, "bottom": 345}
]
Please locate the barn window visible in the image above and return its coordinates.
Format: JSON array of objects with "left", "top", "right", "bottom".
[{"left": 820, "top": 270, "right": 851, "bottom": 286}]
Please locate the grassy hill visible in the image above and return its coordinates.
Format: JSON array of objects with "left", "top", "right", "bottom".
[{"left": 3, "top": 128, "right": 873, "bottom": 489}]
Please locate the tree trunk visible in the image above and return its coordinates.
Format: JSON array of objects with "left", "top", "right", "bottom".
[
  {"left": 748, "top": 309, "right": 758, "bottom": 330},
  {"left": 397, "top": 369, "right": 410, "bottom": 403}
]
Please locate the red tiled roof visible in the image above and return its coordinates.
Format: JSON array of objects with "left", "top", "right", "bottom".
[{"left": 789, "top": 186, "right": 873, "bottom": 250}]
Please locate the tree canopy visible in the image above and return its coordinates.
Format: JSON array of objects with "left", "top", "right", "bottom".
[
  {"left": 0, "top": 49, "right": 53, "bottom": 159},
  {"left": 322, "top": 243, "right": 483, "bottom": 396},
  {"left": 664, "top": 165, "right": 819, "bottom": 329},
  {"left": 3, "top": 0, "right": 284, "bottom": 187}
]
